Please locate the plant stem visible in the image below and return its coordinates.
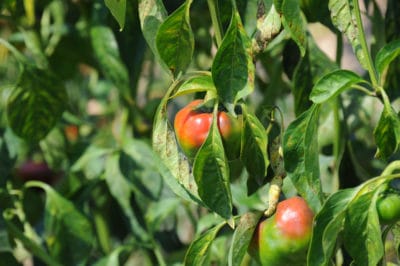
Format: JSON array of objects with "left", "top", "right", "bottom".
[
  {"left": 352, "top": 0, "right": 379, "bottom": 87},
  {"left": 332, "top": 97, "right": 342, "bottom": 192},
  {"left": 0, "top": 38, "right": 26, "bottom": 63},
  {"left": 93, "top": 209, "right": 111, "bottom": 254},
  {"left": 207, "top": 0, "right": 223, "bottom": 47},
  {"left": 382, "top": 160, "right": 400, "bottom": 176},
  {"left": 352, "top": 84, "right": 376, "bottom": 96},
  {"left": 332, "top": 32, "right": 344, "bottom": 193},
  {"left": 153, "top": 243, "right": 167, "bottom": 266}
]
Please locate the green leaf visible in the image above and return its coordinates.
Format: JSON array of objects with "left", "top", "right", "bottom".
[
  {"left": 228, "top": 212, "right": 262, "bottom": 266},
  {"left": 184, "top": 222, "right": 226, "bottom": 266},
  {"left": 3, "top": 208, "right": 62, "bottom": 266},
  {"left": 281, "top": 0, "right": 307, "bottom": 56},
  {"left": 193, "top": 108, "right": 233, "bottom": 219},
  {"left": 40, "top": 0, "right": 66, "bottom": 56},
  {"left": 71, "top": 145, "right": 110, "bottom": 179},
  {"left": 104, "top": 153, "right": 151, "bottom": 244},
  {"left": 308, "top": 175, "right": 389, "bottom": 265},
  {"left": 120, "top": 151, "right": 161, "bottom": 200},
  {"left": 6, "top": 65, "right": 67, "bottom": 143},
  {"left": 292, "top": 34, "right": 337, "bottom": 115},
  {"left": 393, "top": 223, "right": 400, "bottom": 259},
  {"left": 152, "top": 93, "right": 202, "bottom": 204},
  {"left": 156, "top": 0, "right": 194, "bottom": 77},
  {"left": 171, "top": 74, "right": 216, "bottom": 98},
  {"left": 310, "top": 69, "right": 364, "bottom": 104},
  {"left": 145, "top": 198, "right": 180, "bottom": 232},
  {"left": 308, "top": 188, "right": 357, "bottom": 266},
  {"left": 212, "top": 10, "right": 254, "bottom": 113},
  {"left": 375, "top": 39, "right": 400, "bottom": 80},
  {"left": 273, "top": 0, "right": 283, "bottom": 13},
  {"left": 291, "top": 46, "right": 312, "bottom": 116},
  {"left": 90, "top": 25, "right": 130, "bottom": 97},
  {"left": 138, "top": 0, "right": 167, "bottom": 68},
  {"left": 252, "top": 3, "right": 282, "bottom": 53},
  {"left": 283, "top": 104, "right": 323, "bottom": 212},
  {"left": 373, "top": 103, "right": 400, "bottom": 160},
  {"left": 329, "top": 0, "right": 368, "bottom": 69},
  {"left": 105, "top": 0, "right": 126, "bottom": 30},
  {"left": 120, "top": 139, "right": 164, "bottom": 201},
  {"left": 93, "top": 246, "right": 130, "bottom": 266},
  {"left": 343, "top": 190, "right": 384, "bottom": 266},
  {"left": 22, "top": 30, "right": 48, "bottom": 68},
  {"left": 240, "top": 106, "right": 269, "bottom": 192},
  {"left": 25, "top": 181, "right": 94, "bottom": 266},
  {"left": 39, "top": 128, "right": 67, "bottom": 168}
]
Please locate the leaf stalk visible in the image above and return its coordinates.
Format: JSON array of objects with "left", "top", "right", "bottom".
[
  {"left": 207, "top": 0, "right": 223, "bottom": 47},
  {"left": 352, "top": 0, "right": 379, "bottom": 87}
]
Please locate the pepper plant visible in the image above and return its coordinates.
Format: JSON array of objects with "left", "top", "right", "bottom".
[{"left": 0, "top": 0, "right": 400, "bottom": 265}]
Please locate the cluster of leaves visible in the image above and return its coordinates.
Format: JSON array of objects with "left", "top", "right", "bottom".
[
  {"left": 0, "top": 0, "right": 400, "bottom": 265},
  {"left": 148, "top": 0, "right": 400, "bottom": 265}
]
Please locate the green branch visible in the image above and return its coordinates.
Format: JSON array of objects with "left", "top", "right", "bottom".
[
  {"left": 352, "top": 0, "right": 379, "bottom": 87},
  {"left": 207, "top": 0, "right": 223, "bottom": 47}
]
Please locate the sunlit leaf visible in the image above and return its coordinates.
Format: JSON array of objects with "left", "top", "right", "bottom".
[
  {"left": 283, "top": 104, "right": 323, "bottom": 212},
  {"left": 329, "top": 0, "right": 368, "bottom": 69},
  {"left": 138, "top": 0, "right": 167, "bottom": 69},
  {"left": 228, "top": 212, "right": 262, "bottom": 266},
  {"left": 309, "top": 175, "right": 389, "bottom": 265},
  {"left": 240, "top": 106, "right": 269, "bottom": 193},
  {"left": 252, "top": 2, "right": 282, "bottom": 53},
  {"left": 25, "top": 182, "right": 94, "bottom": 265},
  {"left": 156, "top": 0, "right": 194, "bottom": 77},
  {"left": 152, "top": 92, "right": 202, "bottom": 203},
  {"left": 343, "top": 190, "right": 384, "bottom": 266},
  {"left": 282, "top": 0, "right": 307, "bottom": 56},
  {"left": 310, "top": 69, "right": 364, "bottom": 104},
  {"left": 193, "top": 108, "right": 232, "bottom": 219},
  {"left": 184, "top": 222, "right": 226, "bottom": 266},
  {"left": 212, "top": 10, "right": 254, "bottom": 113},
  {"left": 308, "top": 188, "right": 357, "bottom": 266},
  {"left": 374, "top": 103, "right": 400, "bottom": 160},
  {"left": 375, "top": 39, "right": 400, "bottom": 81},
  {"left": 171, "top": 74, "right": 216, "bottom": 98},
  {"left": 105, "top": 0, "right": 126, "bottom": 30}
]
